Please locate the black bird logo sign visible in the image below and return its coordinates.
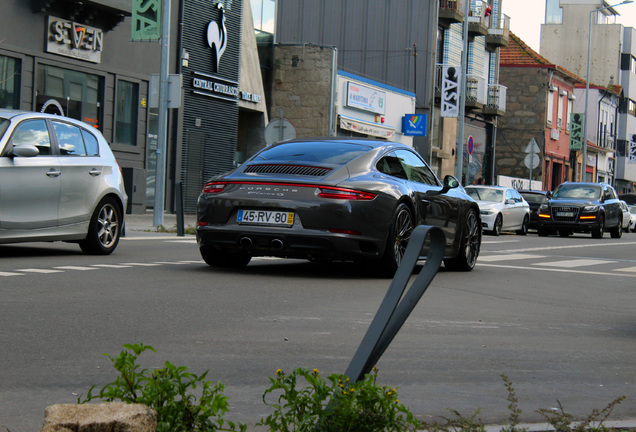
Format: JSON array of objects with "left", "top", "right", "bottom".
[{"left": 207, "top": 2, "right": 227, "bottom": 72}]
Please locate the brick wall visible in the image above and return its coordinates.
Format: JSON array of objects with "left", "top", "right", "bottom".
[
  {"left": 497, "top": 67, "right": 549, "bottom": 180},
  {"left": 271, "top": 45, "right": 335, "bottom": 138}
]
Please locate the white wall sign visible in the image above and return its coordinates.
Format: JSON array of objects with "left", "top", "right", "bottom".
[
  {"left": 346, "top": 82, "right": 385, "bottom": 114},
  {"left": 46, "top": 16, "right": 103, "bottom": 63},
  {"left": 441, "top": 65, "right": 460, "bottom": 117},
  {"left": 497, "top": 175, "right": 542, "bottom": 191}
]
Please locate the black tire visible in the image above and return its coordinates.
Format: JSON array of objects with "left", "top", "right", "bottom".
[
  {"left": 444, "top": 208, "right": 480, "bottom": 272},
  {"left": 610, "top": 217, "right": 622, "bottom": 239},
  {"left": 79, "top": 197, "right": 122, "bottom": 255},
  {"left": 537, "top": 228, "right": 549, "bottom": 237},
  {"left": 516, "top": 215, "right": 529, "bottom": 236},
  {"left": 379, "top": 203, "right": 414, "bottom": 277},
  {"left": 491, "top": 214, "right": 502, "bottom": 236},
  {"left": 592, "top": 215, "right": 604, "bottom": 239},
  {"left": 199, "top": 244, "right": 251, "bottom": 268}
]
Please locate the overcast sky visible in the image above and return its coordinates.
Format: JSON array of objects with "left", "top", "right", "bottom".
[{"left": 501, "top": 1, "right": 636, "bottom": 53}]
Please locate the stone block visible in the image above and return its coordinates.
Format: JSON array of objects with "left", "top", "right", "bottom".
[{"left": 40, "top": 403, "right": 156, "bottom": 432}]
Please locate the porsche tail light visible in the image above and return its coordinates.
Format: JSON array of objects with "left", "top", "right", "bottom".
[
  {"left": 329, "top": 228, "right": 362, "bottom": 235},
  {"left": 317, "top": 187, "right": 376, "bottom": 200},
  {"left": 202, "top": 182, "right": 227, "bottom": 193}
]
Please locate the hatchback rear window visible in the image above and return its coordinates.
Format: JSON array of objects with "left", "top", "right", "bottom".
[{"left": 254, "top": 141, "right": 371, "bottom": 165}]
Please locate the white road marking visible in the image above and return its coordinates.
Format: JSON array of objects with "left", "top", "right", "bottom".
[
  {"left": 496, "top": 241, "right": 636, "bottom": 253},
  {"left": 534, "top": 259, "right": 616, "bottom": 268},
  {"left": 478, "top": 263, "right": 636, "bottom": 277},
  {"left": 120, "top": 262, "right": 161, "bottom": 266},
  {"left": 15, "top": 268, "right": 64, "bottom": 274},
  {"left": 91, "top": 264, "right": 134, "bottom": 269},
  {"left": 53, "top": 266, "right": 97, "bottom": 271},
  {"left": 616, "top": 266, "right": 636, "bottom": 273},
  {"left": 478, "top": 253, "right": 545, "bottom": 262},
  {"left": 0, "top": 271, "right": 23, "bottom": 276}
]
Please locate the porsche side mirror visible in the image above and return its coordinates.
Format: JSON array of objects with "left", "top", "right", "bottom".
[{"left": 427, "top": 175, "right": 460, "bottom": 196}]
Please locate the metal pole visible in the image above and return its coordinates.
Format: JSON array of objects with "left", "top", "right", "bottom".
[
  {"left": 153, "top": 0, "right": 171, "bottom": 227},
  {"left": 583, "top": 8, "right": 592, "bottom": 183},
  {"left": 456, "top": 0, "right": 471, "bottom": 184}
]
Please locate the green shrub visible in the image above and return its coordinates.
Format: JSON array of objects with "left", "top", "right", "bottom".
[
  {"left": 79, "top": 343, "right": 245, "bottom": 432},
  {"left": 257, "top": 367, "right": 421, "bottom": 432}
]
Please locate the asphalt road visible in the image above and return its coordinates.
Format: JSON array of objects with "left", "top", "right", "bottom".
[{"left": 1, "top": 229, "right": 635, "bottom": 431}]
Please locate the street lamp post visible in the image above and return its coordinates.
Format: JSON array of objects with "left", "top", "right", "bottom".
[{"left": 582, "top": 0, "right": 633, "bottom": 182}]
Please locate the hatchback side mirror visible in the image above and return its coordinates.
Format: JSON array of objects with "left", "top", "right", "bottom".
[{"left": 10, "top": 143, "right": 39, "bottom": 158}]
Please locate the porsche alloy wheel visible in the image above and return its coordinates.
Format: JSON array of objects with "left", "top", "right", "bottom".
[
  {"left": 444, "top": 208, "right": 480, "bottom": 271},
  {"left": 380, "top": 203, "right": 414, "bottom": 276}
]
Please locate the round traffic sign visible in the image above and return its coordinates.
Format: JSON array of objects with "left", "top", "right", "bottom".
[{"left": 467, "top": 136, "right": 474, "bottom": 155}]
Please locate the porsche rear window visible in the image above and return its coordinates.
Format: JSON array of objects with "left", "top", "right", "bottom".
[{"left": 254, "top": 142, "right": 371, "bottom": 165}]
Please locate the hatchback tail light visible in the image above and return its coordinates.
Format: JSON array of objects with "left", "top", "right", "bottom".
[{"left": 202, "top": 182, "right": 227, "bottom": 193}]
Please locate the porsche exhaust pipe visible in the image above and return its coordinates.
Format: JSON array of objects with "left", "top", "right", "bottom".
[
  {"left": 271, "top": 238, "right": 284, "bottom": 250},
  {"left": 239, "top": 237, "right": 253, "bottom": 248}
]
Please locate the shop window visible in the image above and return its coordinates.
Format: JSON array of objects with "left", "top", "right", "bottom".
[
  {"left": 36, "top": 64, "right": 102, "bottom": 128},
  {"left": 115, "top": 80, "right": 139, "bottom": 146},
  {"left": 0, "top": 55, "right": 21, "bottom": 109}
]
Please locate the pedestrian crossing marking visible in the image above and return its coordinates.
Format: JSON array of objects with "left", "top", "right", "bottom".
[
  {"left": 53, "top": 266, "right": 97, "bottom": 271},
  {"left": 16, "top": 268, "right": 64, "bottom": 274},
  {"left": 120, "top": 262, "right": 161, "bottom": 266},
  {"left": 533, "top": 259, "right": 616, "bottom": 268},
  {"left": 616, "top": 266, "right": 636, "bottom": 273},
  {"left": 0, "top": 271, "right": 23, "bottom": 276},
  {"left": 91, "top": 264, "right": 133, "bottom": 269},
  {"left": 478, "top": 254, "right": 546, "bottom": 262}
]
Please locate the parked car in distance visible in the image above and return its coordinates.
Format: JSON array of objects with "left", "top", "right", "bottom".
[
  {"left": 0, "top": 110, "right": 127, "bottom": 254},
  {"left": 196, "top": 137, "right": 482, "bottom": 276},
  {"left": 537, "top": 182, "right": 622, "bottom": 238},
  {"left": 620, "top": 200, "right": 631, "bottom": 232},
  {"left": 628, "top": 204, "right": 636, "bottom": 233},
  {"left": 519, "top": 190, "right": 547, "bottom": 231},
  {"left": 464, "top": 185, "right": 530, "bottom": 236}
]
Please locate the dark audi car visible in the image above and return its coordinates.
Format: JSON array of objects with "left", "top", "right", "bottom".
[
  {"left": 537, "top": 182, "right": 623, "bottom": 238},
  {"left": 196, "top": 137, "right": 481, "bottom": 275}
]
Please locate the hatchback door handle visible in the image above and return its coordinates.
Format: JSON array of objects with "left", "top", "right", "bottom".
[
  {"left": 46, "top": 169, "right": 61, "bottom": 177},
  {"left": 89, "top": 169, "right": 102, "bottom": 176}
]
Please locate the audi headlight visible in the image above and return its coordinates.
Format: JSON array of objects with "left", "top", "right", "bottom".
[
  {"left": 539, "top": 203, "right": 549, "bottom": 212},
  {"left": 583, "top": 205, "right": 599, "bottom": 212}
]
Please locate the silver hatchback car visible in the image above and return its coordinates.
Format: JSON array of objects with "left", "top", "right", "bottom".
[{"left": 0, "top": 110, "right": 127, "bottom": 254}]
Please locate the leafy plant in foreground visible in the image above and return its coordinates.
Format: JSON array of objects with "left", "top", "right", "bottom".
[
  {"left": 79, "top": 343, "right": 245, "bottom": 432},
  {"left": 536, "top": 396, "right": 626, "bottom": 432},
  {"left": 258, "top": 367, "right": 422, "bottom": 432}
]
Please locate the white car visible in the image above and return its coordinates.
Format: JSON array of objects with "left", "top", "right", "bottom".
[
  {"left": 619, "top": 201, "right": 631, "bottom": 232},
  {"left": 465, "top": 186, "right": 530, "bottom": 236},
  {"left": 628, "top": 204, "right": 636, "bottom": 233}
]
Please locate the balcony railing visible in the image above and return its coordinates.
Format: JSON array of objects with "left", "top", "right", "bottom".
[
  {"left": 439, "top": 0, "right": 465, "bottom": 26},
  {"left": 466, "top": 75, "right": 487, "bottom": 107},
  {"left": 468, "top": 0, "right": 489, "bottom": 36},
  {"left": 483, "top": 83, "right": 506, "bottom": 115},
  {"left": 487, "top": 13, "right": 510, "bottom": 48}
]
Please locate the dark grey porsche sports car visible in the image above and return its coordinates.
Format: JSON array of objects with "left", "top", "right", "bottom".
[{"left": 196, "top": 137, "right": 481, "bottom": 275}]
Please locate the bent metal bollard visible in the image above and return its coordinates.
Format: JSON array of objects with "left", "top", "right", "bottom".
[{"left": 345, "top": 225, "right": 445, "bottom": 382}]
